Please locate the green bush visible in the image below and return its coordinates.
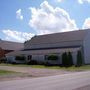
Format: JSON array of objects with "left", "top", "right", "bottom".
[
  {"left": 62, "top": 52, "right": 73, "bottom": 67},
  {"left": 47, "top": 55, "right": 58, "bottom": 60},
  {"left": 15, "top": 56, "right": 25, "bottom": 61},
  {"left": 0, "top": 57, "right": 7, "bottom": 63},
  {"left": 76, "top": 50, "right": 83, "bottom": 67},
  {"left": 62, "top": 52, "right": 68, "bottom": 66},
  {"left": 68, "top": 52, "right": 73, "bottom": 66},
  {"left": 27, "top": 60, "right": 37, "bottom": 65}
]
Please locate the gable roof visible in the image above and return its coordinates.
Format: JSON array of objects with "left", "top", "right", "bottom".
[
  {"left": 0, "top": 40, "right": 24, "bottom": 50},
  {"left": 29, "top": 30, "right": 88, "bottom": 45},
  {"left": 6, "top": 47, "right": 81, "bottom": 56}
]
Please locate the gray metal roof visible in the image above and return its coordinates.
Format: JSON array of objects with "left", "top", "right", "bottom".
[
  {"left": 0, "top": 40, "right": 24, "bottom": 50},
  {"left": 6, "top": 47, "right": 81, "bottom": 56},
  {"left": 29, "top": 30, "right": 88, "bottom": 45}
]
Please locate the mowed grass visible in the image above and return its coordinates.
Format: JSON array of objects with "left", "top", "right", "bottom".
[
  {"left": 0, "top": 63, "right": 90, "bottom": 71},
  {"left": 30, "top": 65, "right": 90, "bottom": 71},
  {"left": 0, "top": 70, "right": 18, "bottom": 75}
]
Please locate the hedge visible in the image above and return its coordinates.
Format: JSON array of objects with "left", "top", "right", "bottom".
[
  {"left": 47, "top": 55, "right": 58, "bottom": 60},
  {"left": 15, "top": 56, "right": 26, "bottom": 61}
]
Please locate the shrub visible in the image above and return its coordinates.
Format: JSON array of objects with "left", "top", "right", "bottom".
[
  {"left": 76, "top": 50, "right": 83, "bottom": 67},
  {"left": 47, "top": 55, "right": 58, "bottom": 60},
  {"left": 15, "top": 56, "right": 25, "bottom": 61},
  {"left": 0, "top": 57, "right": 7, "bottom": 63},
  {"left": 45, "top": 61, "right": 51, "bottom": 66},
  {"left": 62, "top": 52, "right": 68, "bottom": 67},
  {"left": 62, "top": 52, "right": 73, "bottom": 67},
  {"left": 68, "top": 52, "right": 73, "bottom": 66},
  {"left": 27, "top": 60, "right": 37, "bottom": 65}
]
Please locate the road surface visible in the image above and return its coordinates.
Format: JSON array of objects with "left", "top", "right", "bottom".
[{"left": 0, "top": 71, "right": 90, "bottom": 90}]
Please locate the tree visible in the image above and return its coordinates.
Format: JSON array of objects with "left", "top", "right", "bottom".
[
  {"left": 76, "top": 50, "right": 83, "bottom": 67},
  {"left": 0, "top": 47, "right": 5, "bottom": 58},
  {"left": 62, "top": 52, "right": 68, "bottom": 67},
  {"left": 62, "top": 52, "right": 73, "bottom": 67},
  {"left": 68, "top": 52, "right": 73, "bottom": 66}
]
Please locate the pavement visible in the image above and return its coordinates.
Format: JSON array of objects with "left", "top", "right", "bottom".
[{"left": 0, "top": 71, "right": 90, "bottom": 90}]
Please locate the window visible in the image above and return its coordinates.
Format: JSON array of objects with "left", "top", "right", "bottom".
[{"left": 28, "top": 55, "right": 32, "bottom": 60}]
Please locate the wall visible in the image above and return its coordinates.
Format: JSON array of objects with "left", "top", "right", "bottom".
[
  {"left": 72, "top": 51, "right": 77, "bottom": 65},
  {"left": 30, "top": 50, "right": 79, "bottom": 65},
  {"left": 32, "top": 54, "right": 45, "bottom": 64},
  {"left": 83, "top": 30, "right": 90, "bottom": 64}
]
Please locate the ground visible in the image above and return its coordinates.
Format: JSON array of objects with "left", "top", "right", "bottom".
[
  {"left": 0, "top": 71, "right": 90, "bottom": 90},
  {"left": 0, "top": 65, "right": 72, "bottom": 81},
  {"left": 74, "top": 85, "right": 90, "bottom": 90},
  {"left": 0, "top": 64, "right": 90, "bottom": 81},
  {"left": 0, "top": 64, "right": 90, "bottom": 89}
]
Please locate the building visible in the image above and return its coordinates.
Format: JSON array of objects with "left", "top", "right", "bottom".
[
  {"left": 0, "top": 40, "right": 24, "bottom": 58},
  {"left": 6, "top": 29, "right": 90, "bottom": 65}
]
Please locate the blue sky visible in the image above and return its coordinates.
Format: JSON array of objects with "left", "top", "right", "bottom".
[{"left": 0, "top": 0, "right": 90, "bottom": 42}]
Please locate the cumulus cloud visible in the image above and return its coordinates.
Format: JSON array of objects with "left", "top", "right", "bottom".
[
  {"left": 2, "top": 30, "right": 34, "bottom": 42},
  {"left": 83, "top": 18, "right": 90, "bottom": 29},
  {"left": 16, "top": 9, "right": 23, "bottom": 20},
  {"left": 29, "top": 1, "right": 77, "bottom": 35},
  {"left": 78, "top": 0, "right": 90, "bottom": 4}
]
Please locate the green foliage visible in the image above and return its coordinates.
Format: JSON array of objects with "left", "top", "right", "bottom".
[
  {"left": 0, "top": 57, "right": 7, "bottom": 63},
  {"left": 62, "top": 52, "right": 68, "bottom": 66},
  {"left": 68, "top": 52, "right": 73, "bottom": 66},
  {"left": 47, "top": 55, "right": 58, "bottom": 60},
  {"left": 0, "top": 70, "right": 16, "bottom": 75},
  {"left": 15, "top": 56, "right": 26, "bottom": 61},
  {"left": 76, "top": 50, "right": 83, "bottom": 67},
  {"left": 62, "top": 52, "right": 73, "bottom": 67},
  {"left": 27, "top": 60, "right": 37, "bottom": 65}
]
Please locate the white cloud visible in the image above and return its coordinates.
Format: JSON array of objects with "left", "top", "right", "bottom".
[
  {"left": 29, "top": 1, "right": 77, "bottom": 35},
  {"left": 2, "top": 29, "right": 34, "bottom": 42},
  {"left": 78, "top": 0, "right": 90, "bottom": 4},
  {"left": 83, "top": 18, "right": 90, "bottom": 29},
  {"left": 16, "top": 9, "right": 23, "bottom": 20},
  {"left": 56, "top": 0, "right": 63, "bottom": 2}
]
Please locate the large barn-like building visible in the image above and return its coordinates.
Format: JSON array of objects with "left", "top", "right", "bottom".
[
  {"left": 0, "top": 40, "right": 24, "bottom": 58},
  {"left": 6, "top": 29, "right": 90, "bottom": 65}
]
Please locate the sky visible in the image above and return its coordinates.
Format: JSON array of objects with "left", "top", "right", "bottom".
[{"left": 0, "top": 0, "right": 90, "bottom": 42}]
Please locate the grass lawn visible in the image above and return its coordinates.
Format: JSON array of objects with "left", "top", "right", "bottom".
[
  {"left": 0, "top": 69, "right": 32, "bottom": 81},
  {"left": 0, "top": 70, "right": 19, "bottom": 75},
  {"left": 0, "top": 63, "right": 90, "bottom": 71},
  {"left": 30, "top": 65, "right": 90, "bottom": 71}
]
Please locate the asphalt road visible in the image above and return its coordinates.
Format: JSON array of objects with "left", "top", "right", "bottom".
[{"left": 0, "top": 71, "right": 90, "bottom": 90}]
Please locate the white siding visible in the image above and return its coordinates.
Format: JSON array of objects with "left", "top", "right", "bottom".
[
  {"left": 6, "top": 48, "right": 81, "bottom": 65},
  {"left": 72, "top": 52, "right": 77, "bottom": 65},
  {"left": 83, "top": 30, "right": 90, "bottom": 64},
  {"left": 32, "top": 55, "right": 45, "bottom": 64},
  {"left": 31, "top": 51, "right": 78, "bottom": 65},
  {"left": 32, "top": 55, "right": 45, "bottom": 63}
]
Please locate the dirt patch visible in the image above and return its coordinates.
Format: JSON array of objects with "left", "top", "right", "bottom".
[
  {"left": 0, "top": 65, "right": 73, "bottom": 81},
  {"left": 0, "top": 71, "right": 33, "bottom": 81},
  {"left": 0, "top": 74, "right": 33, "bottom": 81}
]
